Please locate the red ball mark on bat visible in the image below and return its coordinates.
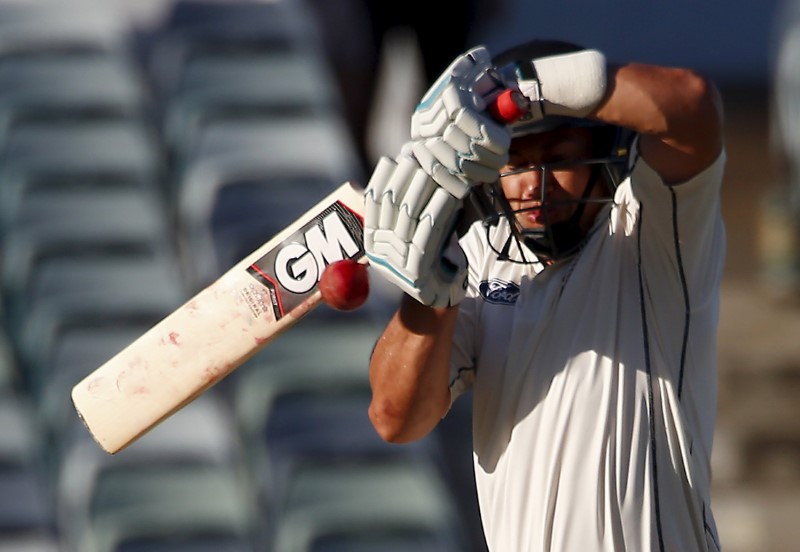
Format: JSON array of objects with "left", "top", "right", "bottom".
[
  {"left": 185, "top": 299, "right": 201, "bottom": 316},
  {"left": 168, "top": 332, "right": 180, "bottom": 345},
  {"left": 319, "top": 259, "right": 369, "bottom": 311},
  {"left": 87, "top": 377, "right": 104, "bottom": 392},
  {"left": 116, "top": 370, "right": 148, "bottom": 395},
  {"left": 202, "top": 360, "right": 236, "bottom": 387}
]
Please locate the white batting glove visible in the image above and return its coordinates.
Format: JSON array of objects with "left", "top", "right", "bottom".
[
  {"left": 497, "top": 48, "right": 608, "bottom": 125},
  {"left": 410, "top": 46, "right": 511, "bottom": 199},
  {"left": 364, "top": 149, "right": 468, "bottom": 308}
]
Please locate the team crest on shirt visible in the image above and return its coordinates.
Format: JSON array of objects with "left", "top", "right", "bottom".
[{"left": 479, "top": 278, "right": 520, "bottom": 305}]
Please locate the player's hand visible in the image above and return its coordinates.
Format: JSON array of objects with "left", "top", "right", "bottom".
[
  {"left": 410, "top": 46, "right": 512, "bottom": 199},
  {"left": 494, "top": 46, "right": 608, "bottom": 122},
  {"left": 364, "top": 147, "right": 468, "bottom": 308}
]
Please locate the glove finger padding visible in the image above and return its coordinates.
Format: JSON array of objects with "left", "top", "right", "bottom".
[
  {"left": 451, "top": 108, "right": 511, "bottom": 157},
  {"left": 407, "top": 186, "right": 458, "bottom": 275},
  {"left": 364, "top": 157, "right": 395, "bottom": 250},
  {"left": 410, "top": 46, "right": 511, "bottom": 197},
  {"left": 442, "top": 122, "right": 509, "bottom": 174},
  {"left": 364, "top": 152, "right": 469, "bottom": 308},
  {"left": 411, "top": 141, "right": 471, "bottom": 199},
  {"left": 416, "top": 46, "right": 495, "bottom": 120},
  {"left": 413, "top": 137, "right": 505, "bottom": 196}
]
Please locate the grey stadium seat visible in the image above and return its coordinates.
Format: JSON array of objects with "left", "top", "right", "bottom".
[
  {"left": 0, "top": 54, "right": 150, "bottom": 143},
  {"left": 272, "top": 459, "right": 468, "bottom": 552},
  {"left": 58, "top": 388, "right": 253, "bottom": 550},
  {"left": 162, "top": 48, "right": 342, "bottom": 156},
  {"left": 173, "top": 114, "right": 362, "bottom": 289},
  {"left": 0, "top": 0, "right": 126, "bottom": 58},
  {"left": 14, "top": 256, "right": 185, "bottom": 397},
  {"left": 0, "top": 120, "right": 165, "bottom": 220},
  {"left": 142, "top": 0, "right": 322, "bottom": 102}
]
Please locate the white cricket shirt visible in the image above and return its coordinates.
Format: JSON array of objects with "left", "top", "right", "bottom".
[{"left": 450, "top": 145, "right": 726, "bottom": 552}]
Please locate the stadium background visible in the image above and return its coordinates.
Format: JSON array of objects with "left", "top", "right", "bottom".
[{"left": 0, "top": 0, "right": 796, "bottom": 550}]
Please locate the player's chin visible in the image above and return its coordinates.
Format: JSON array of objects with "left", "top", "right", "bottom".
[{"left": 515, "top": 208, "right": 565, "bottom": 229}]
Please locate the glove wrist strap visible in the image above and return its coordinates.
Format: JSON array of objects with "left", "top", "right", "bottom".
[{"left": 520, "top": 49, "right": 608, "bottom": 118}]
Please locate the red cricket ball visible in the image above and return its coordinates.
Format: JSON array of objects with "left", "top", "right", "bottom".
[{"left": 319, "top": 258, "right": 370, "bottom": 311}]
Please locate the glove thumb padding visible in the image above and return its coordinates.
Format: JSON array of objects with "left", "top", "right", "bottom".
[
  {"left": 364, "top": 148, "right": 470, "bottom": 308},
  {"left": 418, "top": 46, "right": 493, "bottom": 108}
]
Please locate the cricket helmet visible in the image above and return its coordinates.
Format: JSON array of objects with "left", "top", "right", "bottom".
[{"left": 472, "top": 39, "right": 634, "bottom": 264}]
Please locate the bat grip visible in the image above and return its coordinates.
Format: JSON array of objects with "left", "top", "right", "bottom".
[{"left": 488, "top": 89, "right": 529, "bottom": 124}]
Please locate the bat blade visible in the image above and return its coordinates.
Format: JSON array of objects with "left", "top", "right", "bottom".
[{"left": 71, "top": 181, "right": 365, "bottom": 454}]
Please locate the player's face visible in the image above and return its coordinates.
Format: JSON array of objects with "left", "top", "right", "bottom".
[{"left": 499, "top": 127, "right": 603, "bottom": 231}]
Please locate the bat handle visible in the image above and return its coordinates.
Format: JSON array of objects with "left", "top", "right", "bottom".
[{"left": 488, "top": 89, "right": 529, "bottom": 124}]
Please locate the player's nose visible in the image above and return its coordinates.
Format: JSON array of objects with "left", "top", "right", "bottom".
[{"left": 519, "top": 168, "right": 546, "bottom": 201}]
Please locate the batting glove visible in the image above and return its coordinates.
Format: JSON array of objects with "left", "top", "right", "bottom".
[
  {"left": 496, "top": 47, "right": 608, "bottom": 125},
  {"left": 410, "top": 46, "right": 512, "bottom": 199},
  {"left": 364, "top": 147, "right": 468, "bottom": 308}
]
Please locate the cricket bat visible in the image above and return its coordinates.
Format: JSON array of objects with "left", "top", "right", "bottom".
[
  {"left": 71, "top": 90, "right": 524, "bottom": 455},
  {"left": 71, "top": 181, "right": 366, "bottom": 454}
]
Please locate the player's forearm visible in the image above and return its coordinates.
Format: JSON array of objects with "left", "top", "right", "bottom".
[
  {"left": 368, "top": 294, "right": 457, "bottom": 443},
  {"left": 593, "top": 62, "right": 724, "bottom": 183}
]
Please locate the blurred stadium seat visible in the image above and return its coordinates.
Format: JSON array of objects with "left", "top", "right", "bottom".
[
  {"left": 234, "top": 319, "right": 382, "bottom": 435},
  {"left": 58, "top": 393, "right": 257, "bottom": 550},
  {"left": 0, "top": 1, "right": 486, "bottom": 551},
  {"left": 0, "top": 391, "right": 57, "bottom": 547},
  {"left": 172, "top": 114, "right": 362, "bottom": 290},
  {"left": 0, "top": 0, "right": 126, "bottom": 58},
  {"left": 0, "top": 535, "right": 61, "bottom": 552},
  {"left": 0, "top": 120, "right": 165, "bottom": 215},
  {"left": 38, "top": 325, "right": 160, "bottom": 458},
  {"left": 233, "top": 316, "right": 457, "bottom": 550},
  {"left": 161, "top": 47, "right": 341, "bottom": 158},
  {"left": 1, "top": 187, "right": 175, "bottom": 305},
  {"left": 271, "top": 459, "right": 468, "bottom": 552},
  {"left": 13, "top": 256, "right": 185, "bottom": 398},
  {"left": 0, "top": 54, "right": 150, "bottom": 145},
  {"left": 138, "top": 0, "right": 322, "bottom": 103},
  {"left": 73, "top": 463, "right": 257, "bottom": 552},
  {"left": 0, "top": 327, "right": 18, "bottom": 393}
]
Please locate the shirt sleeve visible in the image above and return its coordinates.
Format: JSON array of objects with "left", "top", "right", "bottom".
[
  {"left": 448, "top": 223, "right": 484, "bottom": 404},
  {"left": 624, "top": 140, "right": 727, "bottom": 295}
]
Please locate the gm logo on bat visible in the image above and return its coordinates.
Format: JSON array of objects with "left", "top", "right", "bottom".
[
  {"left": 275, "top": 208, "right": 361, "bottom": 293},
  {"left": 247, "top": 201, "right": 364, "bottom": 318}
]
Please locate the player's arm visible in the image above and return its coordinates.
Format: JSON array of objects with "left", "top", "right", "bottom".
[
  {"left": 504, "top": 47, "right": 724, "bottom": 184},
  {"left": 368, "top": 296, "right": 457, "bottom": 443},
  {"left": 593, "top": 62, "right": 724, "bottom": 185},
  {"left": 364, "top": 47, "right": 509, "bottom": 443}
]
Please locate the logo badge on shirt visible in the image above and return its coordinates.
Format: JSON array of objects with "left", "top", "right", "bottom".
[{"left": 479, "top": 278, "right": 520, "bottom": 305}]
